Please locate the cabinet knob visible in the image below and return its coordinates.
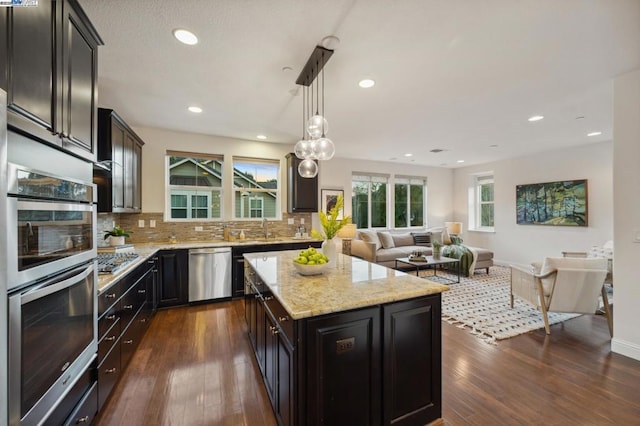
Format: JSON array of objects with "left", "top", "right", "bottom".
[
  {"left": 264, "top": 296, "right": 274, "bottom": 301},
  {"left": 105, "top": 368, "right": 117, "bottom": 374},
  {"left": 105, "top": 293, "right": 116, "bottom": 299},
  {"left": 104, "top": 335, "right": 116, "bottom": 342},
  {"left": 123, "top": 304, "right": 133, "bottom": 310},
  {"left": 106, "top": 315, "right": 116, "bottom": 321},
  {"left": 123, "top": 339, "right": 133, "bottom": 344},
  {"left": 138, "top": 289, "right": 146, "bottom": 294},
  {"left": 76, "top": 415, "right": 90, "bottom": 424},
  {"left": 278, "top": 316, "right": 289, "bottom": 322}
]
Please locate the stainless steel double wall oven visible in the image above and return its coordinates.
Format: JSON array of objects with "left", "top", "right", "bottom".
[{"left": 7, "top": 162, "right": 98, "bottom": 425}]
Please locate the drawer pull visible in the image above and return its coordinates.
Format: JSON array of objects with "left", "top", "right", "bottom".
[
  {"left": 147, "top": 260, "right": 155, "bottom": 264},
  {"left": 105, "top": 368, "right": 117, "bottom": 374},
  {"left": 264, "top": 296, "right": 274, "bottom": 301},
  {"left": 76, "top": 415, "right": 90, "bottom": 424},
  {"left": 138, "top": 289, "right": 146, "bottom": 294},
  {"left": 123, "top": 339, "right": 133, "bottom": 344},
  {"left": 62, "top": 374, "right": 71, "bottom": 385},
  {"left": 104, "top": 335, "right": 116, "bottom": 342},
  {"left": 140, "top": 318, "right": 147, "bottom": 323},
  {"left": 106, "top": 315, "right": 116, "bottom": 321},
  {"left": 278, "top": 316, "right": 289, "bottom": 322},
  {"left": 105, "top": 293, "right": 116, "bottom": 299},
  {"left": 123, "top": 304, "right": 133, "bottom": 310}
]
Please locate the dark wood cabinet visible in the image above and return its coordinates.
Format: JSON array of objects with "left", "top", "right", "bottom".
[
  {"left": 383, "top": 296, "right": 442, "bottom": 426},
  {"left": 244, "top": 260, "right": 442, "bottom": 425},
  {"left": 3, "top": 0, "right": 102, "bottom": 162},
  {"left": 286, "top": 153, "right": 318, "bottom": 213},
  {"left": 157, "top": 249, "right": 189, "bottom": 308},
  {"left": 60, "top": 0, "right": 100, "bottom": 159},
  {"left": 95, "top": 108, "right": 145, "bottom": 213},
  {"left": 97, "top": 258, "right": 157, "bottom": 412},
  {"left": 306, "top": 306, "right": 382, "bottom": 426}
]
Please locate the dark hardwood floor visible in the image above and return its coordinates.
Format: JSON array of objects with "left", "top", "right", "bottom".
[{"left": 95, "top": 300, "right": 640, "bottom": 425}]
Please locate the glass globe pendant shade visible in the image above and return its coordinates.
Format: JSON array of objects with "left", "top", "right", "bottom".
[
  {"left": 294, "top": 139, "right": 312, "bottom": 159},
  {"left": 306, "top": 139, "right": 319, "bottom": 160},
  {"left": 306, "top": 115, "right": 328, "bottom": 139},
  {"left": 298, "top": 158, "right": 318, "bottom": 178},
  {"left": 314, "top": 137, "right": 335, "bottom": 160}
]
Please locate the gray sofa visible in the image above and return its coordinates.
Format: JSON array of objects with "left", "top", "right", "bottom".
[{"left": 350, "top": 229, "right": 494, "bottom": 274}]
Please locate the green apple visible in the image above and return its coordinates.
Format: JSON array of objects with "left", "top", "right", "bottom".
[{"left": 294, "top": 256, "right": 308, "bottom": 264}]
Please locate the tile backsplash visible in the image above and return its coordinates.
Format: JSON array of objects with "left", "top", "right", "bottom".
[{"left": 98, "top": 212, "right": 313, "bottom": 245}]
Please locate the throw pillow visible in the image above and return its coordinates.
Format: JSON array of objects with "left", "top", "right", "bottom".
[
  {"left": 392, "top": 233, "right": 415, "bottom": 247},
  {"left": 358, "top": 230, "right": 382, "bottom": 251},
  {"left": 411, "top": 232, "right": 432, "bottom": 247},
  {"left": 377, "top": 232, "right": 395, "bottom": 249}
]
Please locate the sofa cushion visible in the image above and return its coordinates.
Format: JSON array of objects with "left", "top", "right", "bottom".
[
  {"left": 378, "top": 231, "right": 395, "bottom": 249},
  {"left": 411, "top": 232, "right": 432, "bottom": 246},
  {"left": 392, "top": 233, "right": 415, "bottom": 247},
  {"left": 358, "top": 230, "right": 381, "bottom": 251},
  {"left": 376, "top": 246, "right": 418, "bottom": 263},
  {"left": 472, "top": 247, "right": 493, "bottom": 262}
]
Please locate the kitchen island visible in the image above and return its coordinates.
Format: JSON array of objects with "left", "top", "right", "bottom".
[{"left": 244, "top": 250, "right": 449, "bottom": 426}]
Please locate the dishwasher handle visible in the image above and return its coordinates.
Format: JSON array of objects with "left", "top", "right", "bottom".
[{"left": 189, "top": 247, "right": 231, "bottom": 255}]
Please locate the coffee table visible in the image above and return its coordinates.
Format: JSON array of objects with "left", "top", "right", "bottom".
[{"left": 394, "top": 256, "right": 460, "bottom": 283}]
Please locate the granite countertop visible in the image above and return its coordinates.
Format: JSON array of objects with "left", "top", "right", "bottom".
[
  {"left": 96, "top": 237, "right": 319, "bottom": 294},
  {"left": 244, "top": 251, "right": 449, "bottom": 320}
]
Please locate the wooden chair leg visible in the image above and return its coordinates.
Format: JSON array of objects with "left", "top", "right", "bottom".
[
  {"left": 601, "top": 286, "right": 613, "bottom": 337},
  {"left": 486, "top": 267, "right": 490, "bottom": 274},
  {"left": 536, "top": 279, "right": 551, "bottom": 334}
]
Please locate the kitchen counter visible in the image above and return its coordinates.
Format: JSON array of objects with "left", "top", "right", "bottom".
[
  {"left": 244, "top": 250, "right": 449, "bottom": 320},
  {"left": 97, "top": 237, "right": 319, "bottom": 294}
]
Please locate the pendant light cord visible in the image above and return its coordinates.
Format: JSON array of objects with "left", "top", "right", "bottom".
[{"left": 321, "top": 53, "right": 325, "bottom": 137}]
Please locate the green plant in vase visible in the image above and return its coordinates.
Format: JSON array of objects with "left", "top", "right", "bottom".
[
  {"left": 311, "top": 194, "right": 351, "bottom": 264},
  {"left": 432, "top": 240, "right": 442, "bottom": 258},
  {"left": 104, "top": 225, "right": 132, "bottom": 246}
]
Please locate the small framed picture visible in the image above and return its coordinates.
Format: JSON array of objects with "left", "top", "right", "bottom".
[{"left": 321, "top": 189, "right": 344, "bottom": 219}]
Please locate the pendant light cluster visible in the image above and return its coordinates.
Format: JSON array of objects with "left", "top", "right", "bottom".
[{"left": 294, "top": 46, "right": 335, "bottom": 178}]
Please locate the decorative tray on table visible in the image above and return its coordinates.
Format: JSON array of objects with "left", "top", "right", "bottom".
[{"left": 408, "top": 254, "right": 428, "bottom": 262}]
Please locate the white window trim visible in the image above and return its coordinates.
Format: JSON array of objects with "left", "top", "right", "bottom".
[
  {"left": 352, "top": 173, "right": 390, "bottom": 229},
  {"left": 393, "top": 175, "right": 428, "bottom": 229},
  {"left": 469, "top": 172, "right": 495, "bottom": 232}
]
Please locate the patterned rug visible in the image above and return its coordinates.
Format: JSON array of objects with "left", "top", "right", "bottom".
[{"left": 419, "top": 266, "right": 611, "bottom": 344}]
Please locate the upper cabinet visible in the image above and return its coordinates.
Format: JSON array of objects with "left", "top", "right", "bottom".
[
  {"left": 285, "top": 153, "right": 318, "bottom": 213},
  {"left": 1, "top": 0, "right": 102, "bottom": 162},
  {"left": 95, "top": 108, "right": 144, "bottom": 213}
]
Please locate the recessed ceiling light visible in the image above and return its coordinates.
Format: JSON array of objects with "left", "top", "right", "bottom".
[
  {"left": 256, "top": 134, "right": 267, "bottom": 140},
  {"left": 358, "top": 79, "right": 375, "bottom": 88},
  {"left": 188, "top": 106, "right": 202, "bottom": 113},
  {"left": 173, "top": 28, "right": 198, "bottom": 45},
  {"left": 587, "top": 131, "right": 602, "bottom": 137},
  {"left": 404, "top": 153, "right": 413, "bottom": 157},
  {"left": 457, "top": 160, "right": 465, "bottom": 163},
  {"left": 528, "top": 115, "right": 544, "bottom": 122}
]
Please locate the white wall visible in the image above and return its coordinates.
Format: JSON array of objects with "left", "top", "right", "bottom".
[
  {"left": 612, "top": 68, "right": 640, "bottom": 361},
  {"left": 317, "top": 157, "right": 454, "bottom": 229},
  {"left": 133, "top": 126, "right": 294, "bottom": 216},
  {"left": 452, "top": 141, "right": 613, "bottom": 267}
]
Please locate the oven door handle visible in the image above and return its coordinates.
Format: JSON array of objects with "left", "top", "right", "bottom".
[
  {"left": 20, "top": 263, "right": 94, "bottom": 305},
  {"left": 16, "top": 199, "right": 94, "bottom": 212}
]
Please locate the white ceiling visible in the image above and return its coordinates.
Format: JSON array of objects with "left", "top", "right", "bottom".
[{"left": 80, "top": 0, "right": 640, "bottom": 168}]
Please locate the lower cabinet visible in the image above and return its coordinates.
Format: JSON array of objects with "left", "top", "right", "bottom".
[
  {"left": 244, "top": 262, "right": 442, "bottom": 426},
  {"left": 157, "top": 249, "right": 189, "bottom": 307},
  {"left": 96, "top": 258, "right": 157, "bottom": 413}
]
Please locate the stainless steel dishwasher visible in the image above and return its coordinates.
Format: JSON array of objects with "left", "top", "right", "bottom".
[{"left": 188, "top": 247, "right": 232, "bottom": 302}]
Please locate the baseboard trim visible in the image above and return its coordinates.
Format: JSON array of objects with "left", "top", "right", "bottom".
[{"left": 611, "top": 337, "right": 640, "bottom": 361}]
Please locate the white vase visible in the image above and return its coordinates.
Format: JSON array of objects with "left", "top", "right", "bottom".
[
  {"left": 109, "top": 236, "right": 125, "bottom": 246},
  {"left": 322, "top": 238, "right": 338, "bottom": 266}
]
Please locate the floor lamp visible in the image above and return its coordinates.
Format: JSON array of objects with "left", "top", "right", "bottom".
[{"left": 337, "top": 224, "right": 357, "bottom": 255}]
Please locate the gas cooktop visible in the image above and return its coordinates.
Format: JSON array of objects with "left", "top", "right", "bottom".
[{"left": 96, "top": 252, "right": 140, "bottom": 274}]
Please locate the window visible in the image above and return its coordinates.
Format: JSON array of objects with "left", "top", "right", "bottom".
[
  {"left": 352, "top": 173, "right": 388, "bottom": 228},
  {"left": 166, "top": 152, "right": 223, "bottom": 220},
  {"left": 470, "top": 173, "right": 494, "bottom": 230},
  {"left": 394, "top": 176, "right": 427, "bottom": 228},
  {"left": 233, "top": 158, "right": 279, "bottom": 219}
]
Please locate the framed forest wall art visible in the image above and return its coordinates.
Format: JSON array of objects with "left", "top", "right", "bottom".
[{"left": 516, "top": 179, "right": 588, "bottom": 226}]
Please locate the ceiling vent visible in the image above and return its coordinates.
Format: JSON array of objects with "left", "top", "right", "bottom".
[{"left": 430, "top": 149, "right": 445, "bottom": 153}]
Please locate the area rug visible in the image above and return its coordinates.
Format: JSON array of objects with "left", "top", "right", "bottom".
[{"left": 419, "top": 266, "right": 612, "bottom": 344}]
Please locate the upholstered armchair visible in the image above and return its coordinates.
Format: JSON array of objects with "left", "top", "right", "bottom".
[{"left": 510, "top": 257, "right": 612, "bottom": 336}]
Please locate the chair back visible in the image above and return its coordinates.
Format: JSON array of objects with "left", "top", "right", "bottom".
[{"left": 546, "top": 261, "right": 608, "bottom": 313}]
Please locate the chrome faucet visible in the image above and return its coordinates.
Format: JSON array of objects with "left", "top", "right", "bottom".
[{"left": 262, "top": 217, "right": 269, "bottom": 239}]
